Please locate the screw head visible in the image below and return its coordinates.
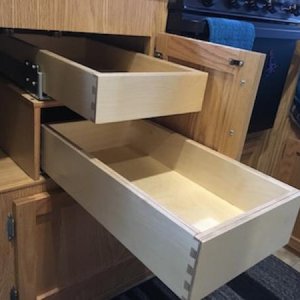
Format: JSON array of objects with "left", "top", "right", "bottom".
[
  {"left": 240, "top": 80, "right": 246, "bottom": 86},
  {"left": 229, "top": 129, "right": 235, "bottom": 136}
]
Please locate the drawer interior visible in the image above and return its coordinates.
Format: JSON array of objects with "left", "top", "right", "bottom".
[
  {"left": 16, "top": 34, "right": 189, "bottom": 74},
  {"left": 49, "top": 120, "right": 290, "bottom": 232}
]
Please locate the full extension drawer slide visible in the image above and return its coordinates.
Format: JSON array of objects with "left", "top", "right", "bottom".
[{"left": 0, "top": 34, "right": 208, "bottom": 124}]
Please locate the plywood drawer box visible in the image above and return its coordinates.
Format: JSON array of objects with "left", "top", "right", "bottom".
[
  {"left": 0, "top": 35, "right": 207, "bottom": 124},
  {"left": 41, "top": 120, "right": 300, "bottom": 300}
]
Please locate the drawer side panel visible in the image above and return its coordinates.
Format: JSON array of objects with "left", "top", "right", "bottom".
[{"left": 41, "top": 125, "right": 198, "bottom": 299}]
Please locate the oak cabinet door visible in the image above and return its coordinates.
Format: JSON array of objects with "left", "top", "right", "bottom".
[
  {"left": 155, "top": 33, "right": 266, "bottom": 160},
  {"left": 13, "top": 191, "right": 149, "bottom": 300}
]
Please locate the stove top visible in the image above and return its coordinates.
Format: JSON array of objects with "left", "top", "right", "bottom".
[{"left": 169, "top": 0, "right": 300, "bottom": 24}]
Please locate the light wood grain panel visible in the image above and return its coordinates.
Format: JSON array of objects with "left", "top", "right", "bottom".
[
  {"left": 155, "top": 33, "right": 265, "bottom": 160},
  {"left": 0, "top": 0, "right": 13, "bottom": 27},
  {"left": 0, "top": 79, "right": 59, "bottom": 179},
  {"left": 6, "top": 0, "right": 167, "bottom": 36},
  {"left": 191, "top": 193, "right": 300, "bottom": 300},
  {"left": 13, "top": 0, "right": 39, "bottom": 29}
]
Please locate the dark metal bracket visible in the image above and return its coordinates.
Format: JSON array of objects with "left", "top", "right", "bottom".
[{"left": 0, "top": 51, "right": 49, "bottom": 100}]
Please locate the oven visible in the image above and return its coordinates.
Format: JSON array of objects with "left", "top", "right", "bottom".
[{"left": 167, "top": 0, "right": 300, "bottom": 132}]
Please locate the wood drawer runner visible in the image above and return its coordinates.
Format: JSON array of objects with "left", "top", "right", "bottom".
[
  {"left": 41, "top": 120, "right": 300, "bottom": 300},
  {"left": 0, "top": 35, "right": 207, "bottom": 124}
]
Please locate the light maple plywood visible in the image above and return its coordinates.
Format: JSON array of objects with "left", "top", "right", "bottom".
[
  {"left": 0, "top": 35, "right": 207, "bottom": 123},
  {"left": 191, "top": 193, "right": 300, "bottom": 300},
  {"left": 155, "top": 33, "right": 265, "bottom": 160},
  {"left": 42, "top": 120, "right": 300, "bottom": 299},
  {"left": 94, "top": 146, "right": 243, "bottom": 232}
]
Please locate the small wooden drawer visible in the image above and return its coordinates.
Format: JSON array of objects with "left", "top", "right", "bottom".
[
  {"left": 41, "top": 120, "right": 300, "bottom": 300},
  {"left": 0, "top": 35, "right": 207, "bottom": 124}
]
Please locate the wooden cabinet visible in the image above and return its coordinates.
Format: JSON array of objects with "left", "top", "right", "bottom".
[
  {"left": 276, "top": 138, "right": 300, "bottom": 253},
  {"left": 0, "top": 151, "right": 149, "bottom": 300},
  {"left": 155, "top": 33, "right": 265, "bottom": 160},
  {"left": 13, "top": 191, "right": 149, "bottom": 300},
  {"left": 0, "top": 0, "right": 168, "bottom": 38}
]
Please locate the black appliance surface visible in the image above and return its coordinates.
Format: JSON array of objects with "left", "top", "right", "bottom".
[{"left": 167, "top": 0, "right": 300, "bottom": 133}]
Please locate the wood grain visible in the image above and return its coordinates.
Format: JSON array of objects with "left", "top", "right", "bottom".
[
  {"left": 155, "top": 33, "right": 265, "bottom": 160},
  {"left": 41, "top": 119, "right": 300, "bottom": 299},
  {"left": 0, "top": 35, "right": 207, "bottom": 123},
  {"left": 13, "top": 191, "right": 150, "bottom": 300},
  {"left": 243, "top": 42, "right": 300, "bottom": 175},
  {"left": 0, "top": 0, "right": 168, "bottom": 36},
  {"left": 0, "top": 151, "right": 56, "bottom": 300},
  {"left": 0, "top": 79, "right": 59, "bottom": 179},
  {"left": 240, "top": 43, "right": 300, "bottom": 254}
]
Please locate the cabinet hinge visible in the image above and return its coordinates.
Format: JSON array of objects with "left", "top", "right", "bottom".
[
  {"left": 154, "top": 51, "right": 164, "bottom": 59},
  {"left": 10, "top": 287, "right": 19, "bottom": 300},
  {"left": 7, "top": 214, "right": 15, "bottom": 241},
  {"left": 229, "top": 59, "right": 244, "bottom": 67}
]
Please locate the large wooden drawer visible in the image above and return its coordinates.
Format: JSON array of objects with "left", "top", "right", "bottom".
[
  {"left": 41, "top": 120, "right": 300, "bottom": 300},
  {"left": 0, "top": 35, "right": 207, "bottom": 124}
]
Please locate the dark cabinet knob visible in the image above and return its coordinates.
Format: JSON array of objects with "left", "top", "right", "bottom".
[
  {"left": 245, "top": 0, "right": 259, "bottom": 11},
  {"left": 201, "top": 0, "right": 214, "bottom": 7},
  {"left": 263, "top": 0, "right": 276, "bottom": 13},
  {"left": 228, "top": 0, "right": 240, "bottom": 9}
]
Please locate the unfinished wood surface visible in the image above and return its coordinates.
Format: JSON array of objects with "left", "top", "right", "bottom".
[
  {"left": 14, "top": 191, "right": 150, "bottom": 300},
  {"left": 0, "top": 35, "right": 207, "bottom": 123},
  {"left": 191, "top": 192, "right": 300, "bottom": 300},
  {"left": 42, "top": 119, "right": 300, "bottom": 299},
  {"left": 155, "top": 33, "right": 265, "bottom": 160},
  {"left": 0, "top": 0, "right": 167, "bottom": 37},
  {"left": 0, "top": 80, "right": 59, "bottom": 179}
]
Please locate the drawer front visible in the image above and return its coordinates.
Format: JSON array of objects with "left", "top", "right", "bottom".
[
  {"left": 0, "top": 35, "right": 208, "bottom": 124},
  {"left": 41, "top": 121, "right": 300, "bottom": 300},
  {"left": 190, "top": 195, "right": 300, "bottom": 299}
]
